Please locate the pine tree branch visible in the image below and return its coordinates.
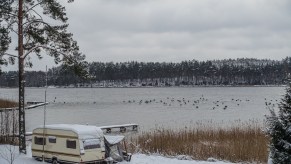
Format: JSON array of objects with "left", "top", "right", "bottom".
[
  {"left": 22, "top": 45, "right": 73, "bottom": 63},
  {"left": 24, "top": 1, "right": 43, "bottom": 15},
  {"left": 30, "top": 8, "right": 43, "bottom": 21},
  {"left": 23, "top": 19, "right": 52, "bottom": 34},
  {"left": 3, "top": 12, "right": 18, "bottom": 17},
  {"left": 2, "top": 53, "right": 18, "bottom": 58},
  {"left": 1, "top": 7, "right": 18, "bottom": 17},
  {"left": 7, "top": 23, "right": 19, "bottom": 35}
]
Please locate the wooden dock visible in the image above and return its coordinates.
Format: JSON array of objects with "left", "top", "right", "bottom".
[
  {"left": 99, "top": 123, "right": 139, "bottom": 133},
  {"left": 0, "top": 102, "right": 49, "bottom": 112}
]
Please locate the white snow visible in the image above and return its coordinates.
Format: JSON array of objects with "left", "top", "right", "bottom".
[
  {"left": 104, "top": 135, "right": 125, "bottom": 145},
  {"left": 35, "top": 124, "right": 104, "bottom": 139},
  {"left": 83, "top": 139, "right": 101, "bottom": 149},
  {"left": 48, "top": 136, "right": 56, "bottom": 140},
  {"left": 0, "top": 145, "right": 38, "bottom": 164},
  {"left": 0, "top": 145, "right": 232, "bottom": 164},
  {"left": 100, "top": 123, "right": 138, "bottom": 129},
  {"left": 26, "top": 102, "right": 49, "bottom": 109},
  {"left": 119, "top": 154, "right": 232, "bottom": 164}
]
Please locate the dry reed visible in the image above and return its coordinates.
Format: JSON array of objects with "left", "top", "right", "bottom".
[
  {"left": 0, "top": 99, "right": 18, "bottom": 109},
  {"left": 131, "top": 120, "right": 269, "bottom": 163}
]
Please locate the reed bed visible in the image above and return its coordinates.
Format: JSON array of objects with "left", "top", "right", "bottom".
[
  {"left": 0, "top": 99, "right": 18, "bottom": 109},
  {"left": 131, "top": 120, "right": 269, "bottom": 163}
]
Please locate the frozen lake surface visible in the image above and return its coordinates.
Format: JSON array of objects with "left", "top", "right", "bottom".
[{"left": 0, "top": 87, "right": 285, "bottom": 132}]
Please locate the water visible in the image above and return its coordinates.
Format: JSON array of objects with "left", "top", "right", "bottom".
[{"left": 0, "top": 87, "right": 285, "bottom": 132}]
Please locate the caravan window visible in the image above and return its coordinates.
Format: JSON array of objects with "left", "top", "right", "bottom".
[
  {"left": 66, "top": 140, "right": 76, "bottom": 149},
  {"left": 48, "top": 136, "right": 56, "bottom": 143},
  {"left": 34, "top": 136, "right": 46, "bottom": 145},
  {"left": 84, "top": 139, "right": 101, "bottom": 150}
]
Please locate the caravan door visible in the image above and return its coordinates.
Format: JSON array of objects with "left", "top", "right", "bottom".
[{"left": 81, "top": 138, "right": 105, "bottom": 162}]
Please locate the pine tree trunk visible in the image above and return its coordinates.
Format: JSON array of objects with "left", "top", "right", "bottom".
[{"left": 18, "top": 0, "right": 26, "bottom": 154}]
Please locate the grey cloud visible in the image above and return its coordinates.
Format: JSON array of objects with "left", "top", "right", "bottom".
[
  {"left": 67, "top": 0, "right": 291, "bottom": 32},
  {"left": 3, "top": 0, "right": 291, "bottom": 71}
]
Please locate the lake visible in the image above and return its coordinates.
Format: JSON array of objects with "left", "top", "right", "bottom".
[{"left": 0, "top": 87, "right": 286, "bottom": 132}]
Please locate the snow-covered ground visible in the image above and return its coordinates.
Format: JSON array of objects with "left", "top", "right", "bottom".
[
  {"left": 119, "top": 154, "right": 231, "bottom": 164},
  {"left": 0, "top": 145, "right": 232, "bottom": 164}
]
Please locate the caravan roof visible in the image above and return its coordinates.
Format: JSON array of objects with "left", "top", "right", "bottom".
[{"left": 36, "top": 124, "right": 104, "bottom": 139}]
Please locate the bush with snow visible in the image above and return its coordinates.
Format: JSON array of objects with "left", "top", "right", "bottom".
[{"left": 267, "top": 82, "right": 291, "bottom": 163}]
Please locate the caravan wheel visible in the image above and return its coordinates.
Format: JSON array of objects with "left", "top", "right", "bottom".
[{"left": 52, "top": 158, "right": 58, "bottom": 164}]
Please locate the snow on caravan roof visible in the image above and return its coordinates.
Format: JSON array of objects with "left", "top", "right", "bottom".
[{"left": 37, "top": 124, "right": 104, "bottom": 139}]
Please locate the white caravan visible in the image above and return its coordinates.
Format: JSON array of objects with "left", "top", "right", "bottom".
[{"left": 31, "top": 124, "right": 108, "bottom": 163}]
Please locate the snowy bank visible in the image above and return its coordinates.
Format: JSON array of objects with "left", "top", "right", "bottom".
[{"left": 0, "top": 144, "right": 232, "bottom": 164}]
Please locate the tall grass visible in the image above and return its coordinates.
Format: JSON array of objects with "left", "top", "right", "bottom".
[
  {"left": 131, "top": 120, "right": 269, "bottom": 163},
  {"left": 0, "top": 99, "right": 18, "bottom": 108}
]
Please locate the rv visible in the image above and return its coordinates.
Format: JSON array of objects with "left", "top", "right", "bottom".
[{"left": 31, "top": 124, "right": 109, "bottom": 163}]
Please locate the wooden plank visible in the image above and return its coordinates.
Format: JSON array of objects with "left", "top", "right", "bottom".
[
  {"left": 0, "top": 102, "right": 49, "bottom": 112},
  {"left": 99, "top": 123, "right": 138, "bottom": 129},
  {"left": 99, "top": 124, "right": 139, "bottom": 133}
]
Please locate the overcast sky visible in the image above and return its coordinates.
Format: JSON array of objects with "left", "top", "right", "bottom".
[{"left": 4, "top": 0, "right": 291, "bottom": 71}]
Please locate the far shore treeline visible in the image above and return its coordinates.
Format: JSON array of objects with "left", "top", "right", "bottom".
[{"left": 1, "top": 57, "right": 291, "bottom": 87}]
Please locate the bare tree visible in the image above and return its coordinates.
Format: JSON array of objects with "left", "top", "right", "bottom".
[
  {"left": 0, "top": 144, "right": 19, "bottom": 164},
  {"left": 0, "top": 109, "right": 18, "bottom": 144}
]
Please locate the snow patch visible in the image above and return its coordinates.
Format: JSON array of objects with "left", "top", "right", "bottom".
[
  {"left": 104, "top": 135, "right": 125, "bottom": 145},
  {"left": 176, "top": 155, "right": 192, "bottom": 160}
]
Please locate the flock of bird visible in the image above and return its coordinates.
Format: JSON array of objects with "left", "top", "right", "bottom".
[
  {"left": 265, "top": 98, "right": 278, "bottom": 107},
  {"left": 51, "top": 96, "right": 279, "bottom": 109},
  {"left": 122, "top": 95, "right": 260, "bottom": 110}
]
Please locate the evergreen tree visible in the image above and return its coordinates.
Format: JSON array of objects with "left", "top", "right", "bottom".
[
  {"left": 0, "top": 0, "right": 87, "bottom": 153},
  {"left": 267, "top": 80, "right": 291, "bottom": 163},
  {"left": 0, "top": 0, "right": 86, "bottom": 69},
  {"left": 0, "top": 0, "right": 12, "bottom": 73}
]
